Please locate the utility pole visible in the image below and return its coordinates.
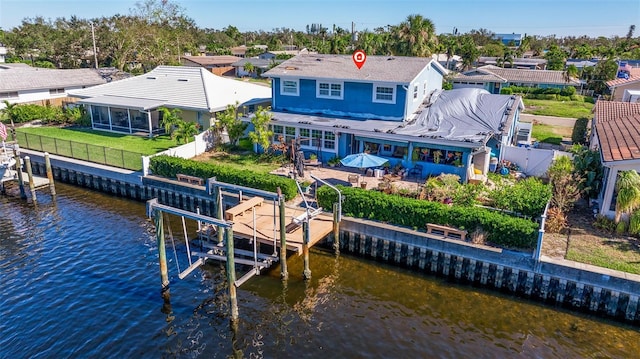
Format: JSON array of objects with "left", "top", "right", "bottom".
[{"left": 91, "top": 22, "right": 98, "bottom": 69}]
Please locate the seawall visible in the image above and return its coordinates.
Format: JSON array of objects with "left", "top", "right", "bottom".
[{"left": 23, "top": 150, "right": 640, "bottom": 325}]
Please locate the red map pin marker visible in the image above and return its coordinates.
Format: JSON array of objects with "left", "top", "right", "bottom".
[{"left": 352, "top": 50, "right": 367, "bottom": 69}]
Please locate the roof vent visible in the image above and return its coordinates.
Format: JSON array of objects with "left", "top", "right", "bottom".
[
  {"left": 178, "top": 79, "right": 188, "bottom": 82},
  {"left": 285, "top": 66, "right": 298, "bottom": 70},
  {"left": 147, "top": 76, "right": 156, "bottom": 80},
  {"left": 387, "top": 57, "right": 395, "bottom": 61}
]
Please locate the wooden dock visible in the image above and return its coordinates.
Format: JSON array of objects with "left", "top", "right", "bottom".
[{"left": 224, "top": 199, "right": 334, "bottom": 254}]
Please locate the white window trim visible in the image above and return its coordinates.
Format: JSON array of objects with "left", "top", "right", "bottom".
[
  {"left": 316, "top": 81, "right": 344, "bottom": 100},
  {"left": 280, "top": 79, "right": 299, "bottom": 96},
  {"left": 372, "top": 83, "right": 396, "bottom": 104},
  {"left": 413, "top": 84, "right": 419, "bottom": 101}
]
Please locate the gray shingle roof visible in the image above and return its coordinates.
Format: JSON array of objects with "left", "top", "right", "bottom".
[
  {"left": 263, "top": 54, "right": 442, "bottom": 83},
  {"left": 0, "top": 65, "right": 106, "bottom": 92},
  {"left": 456, "top": 65, "right": 580, "bottom": 86}
]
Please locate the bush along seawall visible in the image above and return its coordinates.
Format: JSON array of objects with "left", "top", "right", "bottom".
[{"left": 21, "top": 150, "right": 640, "bottom": 325}]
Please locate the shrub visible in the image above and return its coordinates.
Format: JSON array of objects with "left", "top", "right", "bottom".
[
  {"left": 630, "top": 210, "right": 640, "bottom": 237},
  {"left": 560, "top": 86, "right": 576, "bottom": 96},
  {"left": 488, "top": 177, "right": 552, "bottom": 218},
  {"left": 557, "top": 95, "right": 571, "bottom": 102},
  {"left": 318, "top": 185, "right": 539, "bottom": 249},
  {"left": 584, "top": 96, "right": 596, "bottom": 104},
  {"left": 593, "top": 214, "right": 616, "bottom": 232},
  {"left": 616, "top": 221, "right": 627, "bottom": 235},
  {"left": 149, "top": 155, "right": 298, "bottom": 200},
  {"left": 545, "top": 207, "right": 567, "bottom": 233},
  {"left": 500, "top": 87, "right": 513, "bottom": 95},
  {"left": 571, "top": 117, "right": 589, "bottom": 144}
]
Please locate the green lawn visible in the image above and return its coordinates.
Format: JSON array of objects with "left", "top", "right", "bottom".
[
  {"left": 566, "top": 237, "right": 640, "bottom": 275},
  {"left": 530, "top": 123, "right": 572, "bottom": 145},
  {"left": 523, "top": 99, "right": 594, "bottom": 118},
  {"left": 16, "top": 127, "right": 178, "bottom": 155}
]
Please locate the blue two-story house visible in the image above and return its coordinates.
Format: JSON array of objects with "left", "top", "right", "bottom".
[{"left": 259, "top": 54, "right": 524, "bottom": 182}]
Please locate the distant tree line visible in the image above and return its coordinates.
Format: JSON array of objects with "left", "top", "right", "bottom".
[{"left": 0, "top": 0, "right": 637, "bottom": 92}]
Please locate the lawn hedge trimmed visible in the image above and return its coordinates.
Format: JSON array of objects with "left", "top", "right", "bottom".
[
  {"left": 317, "top": 185, "right": 539, "bottom": 249},
  {"left": 149, "top": 155, "right": 298, "bottom": 200}
]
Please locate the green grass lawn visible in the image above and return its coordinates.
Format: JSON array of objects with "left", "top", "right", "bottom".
[
  {"left": 16, "top": 127, "right": 178, "bottom": 155},
  {"left": 566, "top": 237, "right": 640, "bottom": 275},
  {"left": 194, "top": 139, "right": 283, "bottom": 174},
  {"left": 530, "top": 123, "right": 572, "bottom": 145},
  {"left": 523, "top": 99, "right": 594, "bottom": 118}
]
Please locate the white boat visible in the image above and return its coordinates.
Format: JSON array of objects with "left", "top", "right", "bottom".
[{"left": 0, "top": 145, "right": 17, "bottom": 182}]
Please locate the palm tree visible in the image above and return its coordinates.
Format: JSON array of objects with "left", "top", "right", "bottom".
[
  {"left": 614, "top": 170, "right": 640, "bottom": 224},
  {"left": 174, "top": 120, "right": 199, "bottom": 144},
  {"left": 243, "top": 61, "right": 255, "bottom": 77},
  {"left": 393, "top": 14, "right": 438, "bottom": 57},
  {"left": 158, "top": 107, "right": 182, "bottom": 139},
  {"left": 496, "top": 48, "right": 514, "bottom": 68},
  {"left": 1, "top": 100, "right": 18, "bottom": 141}
]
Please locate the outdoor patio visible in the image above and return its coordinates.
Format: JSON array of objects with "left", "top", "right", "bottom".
[{"left": 270, "top": 163, "right": 425, "bottom": 193}]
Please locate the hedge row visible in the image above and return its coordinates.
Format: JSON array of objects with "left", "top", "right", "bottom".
[
  {"left": 149, "top": 155, "right": 298, "bottom": 200},
  {"left": 571, "top": 117, "right": 589, "bottom": 144},
  {"left": 500, "top": 86, "right": 576, "bottom": 97},
  {"left": 317, "top": 185, "right": 539, "bottom": 249}
]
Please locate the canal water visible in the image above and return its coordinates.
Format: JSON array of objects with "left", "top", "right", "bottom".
[{"left": 1, "top": 183, "right": 639, "bottom": 358}]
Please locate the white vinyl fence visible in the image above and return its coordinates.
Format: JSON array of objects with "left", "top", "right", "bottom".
[
  {"left": 142, "top": 130, "right": 214, "bottom": 176},
  {"left": 501, "top": 146, "right": 572, "bottom": 177}
]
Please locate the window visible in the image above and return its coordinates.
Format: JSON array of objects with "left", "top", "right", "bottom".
[
  {"left": 413, "top": 85, "right": 418, "bottom": 100},
  {"left": 272, "top": 125, "right": 284, "bottom": 142},
  {"left": 317, "top": 81, "right": 343, "bottom": 99},
  {"left": 49, "top": 88, "right": 65, "bottom": 95},
  {"left": 280, "top": 79, "right": 299, "bottom": 96},
  {"left": 0, "top": 92, "right": 18, "bottom": 99},
  {"left": 311, "top": 129, "right": 322, "bottom": 147},
  {"left": 299, "top": 128, "right": 310, "bottom": 146},
  {"left": 323, "top": 131, "right": 335, "bottom": 149},
  {"left": 423, "top": 82, "right": 427, "bottom": 95},
  {"left": 285, "top": 126, "right": 296, "bottom": 144},
  {"left": 373, "top": 84, "right": 395, "bottom": 103}
]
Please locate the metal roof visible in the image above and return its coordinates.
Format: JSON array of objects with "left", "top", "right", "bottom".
[
  {"left": 455, "top": 65, "right": 580, "bottom": 86},
  {"left": 182, "top": 55, "right": 243, "bottom": 67},
  {"left": 78, "top": 95, "right": 166, "bottom": 111},
  {"left": 69, "top": 66, "right": 271, "bottom": 112},
  {"left": 0, "top": 65, "right": 106, "bottom": 92},
  {"left": 263, "top": 54, "right": 446, "bottom": 84}
]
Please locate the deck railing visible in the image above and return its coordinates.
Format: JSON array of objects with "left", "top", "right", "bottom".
[{"left": 16, "top": 132, "right": 144, "bottom": 171}]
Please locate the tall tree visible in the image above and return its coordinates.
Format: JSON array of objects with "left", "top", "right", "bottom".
[
  {"left": 216, "top": 102, "right": 248, "bottom": 146},
  {"left": 248, "top": 106, "right": 273, "bottom": 152},
  {"left": 544, "top": 44, "right": 567, "bottom": 70},
  {"left": 392, "top": 14, "right": 438, "bottom": 57},
  {"left": 458, "top": 35, "right": 479, "bottom": 71}
]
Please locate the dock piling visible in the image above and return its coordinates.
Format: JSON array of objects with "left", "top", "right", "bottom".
[
  {"left": 24, "top": 156, "right": 36, "bottom": 202},
  {"left": 153, "top": 210, "right": 170, "bottom": 296},
  {"left": 302, "top": 220, "right": 311, "bottom": 280},
  {"left": 333, "top": 203, "right": 340, "bottom": 255},
  {"left": 14, "top": 152, "right": 26, "bottom": 199},
  {"left": 225, "top": 227, "right": 239, "bottom": 322},
  {"left": 44, "top": 152, "right": 56, "bottom": 196},
  {"left": 277, "top": 189, "right": 288, "bottom": 280}
]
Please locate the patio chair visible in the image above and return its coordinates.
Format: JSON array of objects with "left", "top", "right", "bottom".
[
  {"left": 348, "top": 174, "right": 359, "bottom": 186},
  {"left": 408, "top": 164, "right": 423, "bottom": 178}
]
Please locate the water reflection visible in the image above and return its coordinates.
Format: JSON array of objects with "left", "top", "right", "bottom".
[{"left": 0, "top": 183, "right": 638, "bottom": 359}]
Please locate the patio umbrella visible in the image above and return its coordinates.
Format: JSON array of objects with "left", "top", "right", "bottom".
[{"left": 340, "top": 152, "right": 388, "bottom": 169}]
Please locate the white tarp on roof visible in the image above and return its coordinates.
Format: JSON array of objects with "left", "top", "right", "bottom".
[{"left": 395, "top": 88, "right": 515, "bottom": 142}]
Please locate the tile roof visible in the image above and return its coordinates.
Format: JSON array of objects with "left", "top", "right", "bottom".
[
  {"left": 593, "top": 100, "right": 640, "bottom": 122},
  {"left": 69, "top": 66, "right": 271, "bottom": 112},
  {"left": 182, "top": 55, "right": 242, "bottom": 66},
  {"left": 0, "top": 65, "right": 106, "bottom": 92},
  {"left": 606, "top": 67, "right": 640, "bottom": 87},
  {"left": 263, "top": 54, "right": 443, "bottom": 83},
  {"left": 454, "top": 65, "right": 580, "bottom": 86},
  {"left": 231, "top": 58, "right": 282, "bottom": 68},
  {"left": 596, "top": 113, "right": 640, "bottom": 162}
]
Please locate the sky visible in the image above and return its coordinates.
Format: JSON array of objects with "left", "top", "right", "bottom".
[{"left": 1, "top": 0, "right": 639, "bottom": 38}]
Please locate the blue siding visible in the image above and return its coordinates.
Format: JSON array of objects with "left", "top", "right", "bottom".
[{"left": 272, "top": 78, "right": 406, "bottom": 120}]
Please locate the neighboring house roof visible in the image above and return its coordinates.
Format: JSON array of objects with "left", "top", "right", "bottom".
[
  {"left": 477, "top": 57, "right": 547, "bottom": 67},
  {"left": 231, "top": 58, "right": 282, "bottom": 69},
  {"left": 432, "top": 54, "right": 462, "bottom": 63},
  {"left": 181, "top": 55, "right": 242, "bottom": 67},
  {"left": 454, "top": 70, "right": 505, "bottom": 83},
  {"left": 263, "top": 54, "right": 447, "bottom": 84},
  {"left": 69, "top": 66, "right": 271, "bottom": 112},
  {"left": 230, "top": 45, "right": 247, "bottom": 56},
  {"left": 606, "top": 67, "right": 640, "bottom": 88},
  {"left": 593, "top": 100, "right": 640, "bottom": 123},
  {"left": 454, "top": 65, "right": 580, "bottom": 86},
  {"left": 596, "top": 113, "right": 640, "bottom": 162},
  {"left": 566, "top": 59, "right": 598, "bottom": 68},
  {"left": 0, "top": 64, "right": 106, "bottom": 92}
]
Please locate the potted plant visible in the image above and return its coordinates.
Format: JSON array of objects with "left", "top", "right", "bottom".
[
  {"left": 309, "top": 153, "right": 318, "bottom": 164},
  {"left": 328, "top": 156, "right": 341, "bottom": 167},
  {"left": 433, "top": 150, "right": 443, "bottom": 164},
  {"left": 300, "top": 180, "right": 312, "bottom": 193}
]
